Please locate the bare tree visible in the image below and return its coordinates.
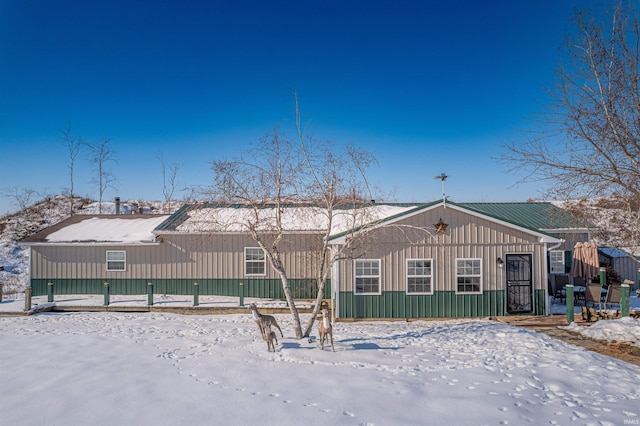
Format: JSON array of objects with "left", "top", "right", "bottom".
[
  {"left": 2, "top": 187, "right": 45, "bottom": 226},
  {"left": 157, "top": 152, "right": 181, "bottom": 214},
  {"left": 5, "top": 187, "right": 38, "bottom": 212},
  {"left": 210, "top": 99, "right": 379, "bottom": 339},
  {"left": 293, "top": 93, "right": 378, "bottom": 337},
  {"left": 501, "top": 2, "right": 640, "bottom": 258},
  {"left": 211, "top": 128, "right": 307, "bottom": 337},
  {"left": 86, "top": 138, "right": 117, "bottom": 214},
  {"left": 59, "top": 123, "right": 83, "bottom": 216}
]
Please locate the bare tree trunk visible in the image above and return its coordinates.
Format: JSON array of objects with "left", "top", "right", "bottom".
[
  {"left": 303, "top": 278, "right": 327, "bottom": 338},
  {"left": 87, "top": 138, "right": 117, "bottom": 214},
  {"left": 60, "top": 123, "right": 82, "bottom": 216},
  {"left": 274, "top": 267, "right": 303, "bottom": 339}
]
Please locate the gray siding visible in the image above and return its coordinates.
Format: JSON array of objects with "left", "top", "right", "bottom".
[
  {"left": 550, "top": 232, "right": 590, "bottom": 251},
  {"left": 30, "top": 233, "right": 325, "bottom": 281},
  {"left": 31, "top": 244, "right": 160, "bottom": 279},
  {"left": 337, "top": 205, "right": 548, "bottom": 293},
  {"left": 609, "top": 256, "right": 640, "bottom": 289}
]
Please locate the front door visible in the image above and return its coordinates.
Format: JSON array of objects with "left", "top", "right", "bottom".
[{"left": 506, "top": 254, "right": 533, "bottom": 314}]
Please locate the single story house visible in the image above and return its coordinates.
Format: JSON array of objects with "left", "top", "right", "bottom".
[{"left": 20, "top": 200, "right": 591, "bottom": 318}]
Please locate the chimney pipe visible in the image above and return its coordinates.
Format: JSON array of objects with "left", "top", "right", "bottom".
[{"left": 115, "top": 197, "right": 120, "bottom": 215}]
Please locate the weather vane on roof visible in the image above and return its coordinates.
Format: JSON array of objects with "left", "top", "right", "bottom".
[{"left": 434, "top": 172, "right": 448, "bottom": 207}]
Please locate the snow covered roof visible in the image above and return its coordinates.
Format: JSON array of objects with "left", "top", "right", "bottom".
[
  {"left": 155, "top": 204, "right": 420, "bottom": 235},
  {"left": 155, "top": 201, "right": 569, "bottom": 244},
  {"left": 20, "top": 215, "right": 170, "bottom": 245},
  {"left": 20, "top": 201, "right": 576, "bottom": 246}
]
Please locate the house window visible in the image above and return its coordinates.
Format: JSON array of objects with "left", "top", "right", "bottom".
[
  {"left": 355, "top": 259, "right": 380, "bottom": 294},
  {"left": 549, "top": 250, "right": 565, "bottom": 274},
  {"left": 407, "top": 259, "right": 433, "bottom": 294},
  {"left": 245, "top": 247, "right": 266, "bottom": 275},
  {"left": 106, "top": 250, "right": 126, "bottom": 271},
  {"left": 456, "top": 258, "right": 481, "bottom": 293}
]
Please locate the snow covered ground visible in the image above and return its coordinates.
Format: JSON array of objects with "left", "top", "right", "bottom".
[
  {"left": 1, "top": 305, "right": 639, "bottom": 425},
  {"left": 2, "top": 197, "right": 640, "bottom": 425}
]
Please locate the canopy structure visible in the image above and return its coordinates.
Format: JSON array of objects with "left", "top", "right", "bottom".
[{"left": 570, "top": 242, "right": 600, "bottom": 281}]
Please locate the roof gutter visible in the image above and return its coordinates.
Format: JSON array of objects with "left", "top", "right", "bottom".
[{"left": 546, "top": 239, "right": 564, "bottom": 251}]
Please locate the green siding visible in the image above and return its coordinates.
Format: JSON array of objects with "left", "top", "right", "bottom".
[
  {"left": 339, "top": 291, "right": 508, "bottom": 318},
  {"left": 30, "top": 280, "right": 546, "bottom": 318},
  {"left": 31, "top": 278, "right": 330, "bottom": 300},
  {"left": 338, "top": 290, "right": 549, "bottom": 318},
  {"left": 534, "top": 289, "right": 546, "bottom": 315}
]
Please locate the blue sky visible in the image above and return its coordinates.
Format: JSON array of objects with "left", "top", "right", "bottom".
[{"left": 0, "top": 0, "right": 592, "bottom": 215}]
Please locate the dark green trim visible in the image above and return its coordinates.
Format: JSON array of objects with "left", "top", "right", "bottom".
[
  {"left": 31, "top": 278, "right": 330, "bottom": 299},
  {"left": 534, "top": 289, "right": 546, "bottom": 315},
  {"left": 338, "top": 290, "right": 508, "bottom": 318},
  {"left": 338, "top": 290, "right": 548, "bottom": 318}
]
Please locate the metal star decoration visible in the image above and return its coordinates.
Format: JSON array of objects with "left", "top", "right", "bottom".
[{"left": 434, "top": 218, "right": 448, "bottom": 235}]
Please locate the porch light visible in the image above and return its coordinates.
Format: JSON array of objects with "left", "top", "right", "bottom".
[{"left": 496, "top": 257, "right": 504, "bottom": 268}]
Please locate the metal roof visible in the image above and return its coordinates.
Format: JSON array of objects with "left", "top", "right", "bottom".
[
  {"left": 455, "top": 202, "right": 588, "bottom": 231},
  {"left": 157, "top": 201, "right": 585, "bottom": 238},
  {"left": 598, "top": 247, "right": 630, "bottom": 258}
]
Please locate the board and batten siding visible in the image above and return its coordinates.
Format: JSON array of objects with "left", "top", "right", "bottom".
[
  {"left": 158, "top": 233, "right": 325, "bottom": 280},
  {"left": 30, "top": 233, "right": 325, "bottom": 280},
  {"left": 29, "top": 232, "right": 330, "bottom": 298},
  {"left": 338, "top": 206, "right": 548, "bottom": 293},
  {"left": 550, "top": 232, "right": 590, "bottom": 252},
  {"left": 30, "top": 244, "right": 159, "bottom": 280}
]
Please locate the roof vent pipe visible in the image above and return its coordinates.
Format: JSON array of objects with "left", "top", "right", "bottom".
[{"left": 115, "top": 197, "right": 120, "bottom": 215}]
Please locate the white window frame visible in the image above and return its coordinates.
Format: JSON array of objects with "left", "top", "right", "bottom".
[
  {"left": 354, "top": 259, "right": 381, "bottom": 295},
  {"left": 549, "top": 250, "right": 565, "bottom": 274},
  {"left": 406, "top": 258, "right": 433, "bottom": 295},
  {"left": 456, "top": 258, "right": 482, "bottom": 294},
  {"left": 244, "top": 247, "right": 266, "bottom": 276},
  {"left": 106, "top": 250, "right": 126, "bottom": 272}
]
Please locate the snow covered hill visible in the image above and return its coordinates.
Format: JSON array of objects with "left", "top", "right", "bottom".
[{"left": 0, "top": 195, "right": 177, "bottom": 296}]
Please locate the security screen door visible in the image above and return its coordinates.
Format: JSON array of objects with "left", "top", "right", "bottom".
[{"left": 506, "top": 254, "right": 533, "bottom": 314}]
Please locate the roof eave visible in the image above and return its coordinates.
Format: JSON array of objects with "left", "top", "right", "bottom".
[
  {"left": 20, "top": 241, "right": 161, "bottom": 247},
  {"left": 329, "top": 201, "right": 563, "bottom": 244}
]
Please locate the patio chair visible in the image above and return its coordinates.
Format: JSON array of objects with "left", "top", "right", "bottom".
[
  {"left": 604, "top": 283, "right": 622, "bottom": 309},
  {"left": 584, "top": 283, "right": 603, "bottom": 310},
  {"left": 552, "top": 274, "right": 569, "bottom": 304}
]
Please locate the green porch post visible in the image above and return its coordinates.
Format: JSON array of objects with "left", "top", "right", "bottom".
[
  {"left": 47, "top": 281, "right": 54, "bottom": 303},
  {"left": 599, "top": 267, "right": 607, "bottom": 287},
  {"left": 193, "top": 281, "right": 199, "bottom": 307},
  {"left": 565, "top": 285, "right": 574, "bottom": 324},
  {"left": 147, "top": 282, "right": 153, "bottom": 306},
  {"left": 621, "top": 284, "right": 630, "bottom": 317},
  {"left": 103, "top": 282, "right": 110, "bottom": 306},
  {"left": 239, "top": 282, "right": 244, "bottom": 307}
]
